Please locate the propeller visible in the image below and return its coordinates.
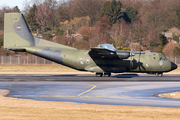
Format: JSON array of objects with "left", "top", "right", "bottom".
[
  {"left": 130, "top": 43, "right": 145, "bottom": 70},
  {"left": 130, "top": 43, "right": 134, "bottom": 69}
]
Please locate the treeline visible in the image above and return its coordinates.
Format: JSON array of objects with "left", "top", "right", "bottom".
[{"left": 1, "top": 0, "right": 180, "bottom": 56}]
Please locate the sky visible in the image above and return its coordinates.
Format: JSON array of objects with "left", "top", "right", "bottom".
[
  {"left": 1, "top": 0, "right": 27, "bottom": 11},
  {"left": 1, "top": 0, "right": 65, "bottom": 11}
]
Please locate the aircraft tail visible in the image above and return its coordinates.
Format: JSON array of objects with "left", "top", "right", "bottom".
[
  {"left": 4, "top": 13, "right": 76, "bottom": 50},
  {"left": 4, "top": 13, "right": 36, "bottom": 49}
]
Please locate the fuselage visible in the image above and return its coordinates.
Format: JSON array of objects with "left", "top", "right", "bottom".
[{"left": 27, "top": 47, "right": 176, "bottom": 74}]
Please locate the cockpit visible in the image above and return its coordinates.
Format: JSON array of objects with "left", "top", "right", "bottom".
[
  {"left": 98, "top": 44, "right": 117, "bottom": 52},
  {"left": 159, "top": 54, "right": 167, "bottom": 61}
]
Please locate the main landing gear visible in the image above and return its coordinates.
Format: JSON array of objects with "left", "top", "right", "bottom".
[
  {"left": 96, "top": 73, "right": 111, "bottom": 77},
  {"left": 96, "top": 73, "right": 103, "bottom": 77}
]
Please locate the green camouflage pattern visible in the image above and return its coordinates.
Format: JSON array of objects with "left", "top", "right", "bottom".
[{"left": 4, "top": 13, "right": 177, "bottom": 77}]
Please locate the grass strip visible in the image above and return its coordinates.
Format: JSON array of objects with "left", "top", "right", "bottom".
[{"left": 0, "top": 96, "right": 180, "bottom": 120}]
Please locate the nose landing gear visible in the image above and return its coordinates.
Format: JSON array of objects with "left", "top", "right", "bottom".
[{"left": 157, "top": 73, "right": 163, "bottom": 77}]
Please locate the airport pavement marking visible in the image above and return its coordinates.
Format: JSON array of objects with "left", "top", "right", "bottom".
[{"left": 77, "top": 84, "right": 96, "bottom": 97}]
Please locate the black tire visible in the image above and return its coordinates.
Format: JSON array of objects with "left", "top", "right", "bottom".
[
  {"left": 104, "top": 73, "right": 111, "bottom": 77},
  {"left": 96, "top": 73, "right": 103, "bottom": 77}
]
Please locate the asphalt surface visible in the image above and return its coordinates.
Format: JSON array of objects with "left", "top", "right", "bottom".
[{"left": 0, "top": 74, "right": 180, "bottom": 107}]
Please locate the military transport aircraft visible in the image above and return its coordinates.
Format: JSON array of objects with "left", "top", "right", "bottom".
[{"left": 4, "top": 13, "right": 178, "bottom": 77}]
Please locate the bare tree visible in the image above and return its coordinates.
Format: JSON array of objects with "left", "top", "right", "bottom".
[
  {"left": 0, "top": 6, "right": 13, "bottom": 30},
  {"left": 12, "top": 6, "right": 20, "bottom": 13},
  {"left": 35, "top": 2, "right": 52, "bottom": 28},
  {"left": 71, "top": 0, "right": 104, "bottom": 26},
  {"left": 109, "top": 20, "right": 131, "bottom": 47},
  {"left": 97, "top": 16, "right": 112, "bottom": 34},
  {"left": 45, "top": 0, "right": 58, "bottom": 28},
  {"left": 58, "top": 0, "right": 73, "bottom": 22}
]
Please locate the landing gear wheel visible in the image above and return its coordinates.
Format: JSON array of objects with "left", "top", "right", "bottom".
[
  {"left": 157, "top": 73, "right": 163, "bottom": 77},
  {"left": 104, "top": 73, "right": 111, "bottom": 77},
  {"left": 96, "top": 73, "right": 103, "bottom": 77}
]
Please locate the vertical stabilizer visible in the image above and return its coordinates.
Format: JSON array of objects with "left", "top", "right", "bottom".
[{"left": 4, "top": 13, "right": 35, "bottom": 48}]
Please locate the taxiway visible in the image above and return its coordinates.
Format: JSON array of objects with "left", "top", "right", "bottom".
[{"left": 0, "top": 74, "right": 180, "bottom": 107}]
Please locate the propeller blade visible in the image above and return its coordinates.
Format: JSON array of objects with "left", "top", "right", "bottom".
[
  {"left": 130, "top": 43, "right": 135, "bottom": 56},
  {"left": 131, "top": 55, "right": 132, "bottom": 69},
  {"left": 130, "top": 43, "right": 144, "bottom": 56},
  {"left": 131, "top": 43, "right": 133, "bottom": 52},
  {"left": 130, "top": 43, "right": 133, "bottom": 69}
]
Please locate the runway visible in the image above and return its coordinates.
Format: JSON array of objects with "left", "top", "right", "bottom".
[{"left": 0, "top": 74, "right": 180, "bottom": 107}]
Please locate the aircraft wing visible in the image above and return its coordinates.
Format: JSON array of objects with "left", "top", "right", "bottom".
[
  {"left": 90, "top": 47, "right": 116, "bottom": 54},
  {"left": 89, "top": 44, "right": 130, "bottom": 59}
]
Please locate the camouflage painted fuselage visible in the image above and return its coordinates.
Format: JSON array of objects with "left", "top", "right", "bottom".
[{"left": 23, "top": 46, "right": 173, "bottom": 74}]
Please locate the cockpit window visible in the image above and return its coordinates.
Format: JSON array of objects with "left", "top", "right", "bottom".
[
  {"left": 159, "top": 54, "right": 167, "bottom": 61},
  {"left": 98, "top": 44, "right": 117, "bottom": 52}
]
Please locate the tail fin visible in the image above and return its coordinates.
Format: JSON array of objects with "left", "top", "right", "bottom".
[
  {"left": 4, "top": 13, "right": 36, "bottom": 48},
  {"left": 4, "top": 13, "right": 77, "bottom": 50}
]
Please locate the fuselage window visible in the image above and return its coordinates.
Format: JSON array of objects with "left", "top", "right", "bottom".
[
  {"left": 159, "top": 56, "right": 167, "bottom": 61},
  {"left": 159, "top": 55, "right": 167, "bottom": 61}
]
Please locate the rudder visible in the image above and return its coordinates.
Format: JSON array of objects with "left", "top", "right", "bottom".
[{"left": 4, "top": 13, "right": 35, "bottom": 49}]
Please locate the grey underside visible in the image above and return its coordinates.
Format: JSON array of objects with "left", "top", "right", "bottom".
[{"left": 13, "top": 15, "right": 40, "bottom": 46}]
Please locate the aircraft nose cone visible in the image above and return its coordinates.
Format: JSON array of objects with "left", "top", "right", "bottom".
[{"left": 171, "top": 62, "right": 178, "bottom": 71}]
